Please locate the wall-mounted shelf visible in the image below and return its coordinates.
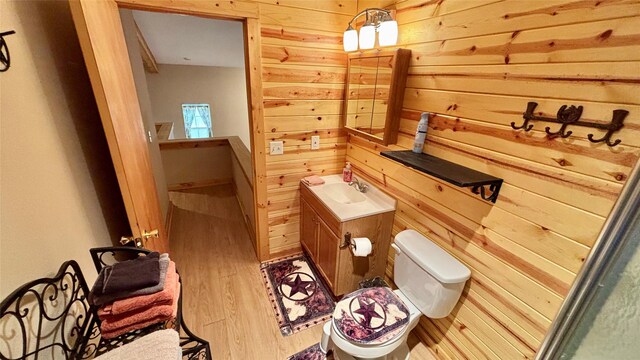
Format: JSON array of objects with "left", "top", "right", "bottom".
[{"left": 380, "top": 150, "right": 503, "bottom": 203}]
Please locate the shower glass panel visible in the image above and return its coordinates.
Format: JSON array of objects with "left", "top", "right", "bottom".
[{"left": 553, "top": 201, "right": 640, "bottom": 359}]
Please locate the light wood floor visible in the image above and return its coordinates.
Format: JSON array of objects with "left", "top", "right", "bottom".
[{"left": 169, "top": 185, "right": 436, "bottom": 360}]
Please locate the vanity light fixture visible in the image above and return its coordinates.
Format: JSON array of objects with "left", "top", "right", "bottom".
[{"left": 343, "top": 8, "right": 397, "bottom": 52}]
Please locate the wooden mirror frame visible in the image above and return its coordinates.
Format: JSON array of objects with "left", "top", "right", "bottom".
[
  {"left": 69, "top": 0, "right": 270, "bottom": 260},
  {"left": 342, "top": 48, "right": 411, "bottom": 146}
]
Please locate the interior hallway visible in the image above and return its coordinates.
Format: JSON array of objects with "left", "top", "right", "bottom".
[{"left": 169, "top": 185, "right": 435, "bottom": 359}]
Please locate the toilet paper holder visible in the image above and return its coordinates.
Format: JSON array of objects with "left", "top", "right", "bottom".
[{"left": 340, "top": 232, "right": 374, "bottom": 250}]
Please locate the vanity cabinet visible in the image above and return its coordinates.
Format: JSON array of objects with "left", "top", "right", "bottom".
[{"left": 300, "top": 183, "right": 395, "bottom": 296}]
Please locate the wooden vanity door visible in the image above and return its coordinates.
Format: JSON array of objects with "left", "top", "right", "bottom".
[
  {"left": 300, "top": 199, "right": 318, "bottom": 260},
  {"left": 317, "top": 218, "right": 339, "bottom": 289}
]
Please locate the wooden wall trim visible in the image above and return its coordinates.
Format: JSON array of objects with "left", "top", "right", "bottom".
[
  {"left": 115, "top": 0, "right": 259, "bottom": 19},
  {"left": 244, "top": 17, "right": 271, "bottom": 261},
  {"left": 158, "top": 137, "right": 230, "bottom": 150},
  {"left": 228, "top": 136, "right": 253, "bottom": 187},
  {"left": 134, "top": 20, "right": 158, "bottom": 73}
]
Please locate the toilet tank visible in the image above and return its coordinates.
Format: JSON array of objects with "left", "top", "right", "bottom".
[{"left": 392, "top": 230, "right": 471, "bottom": 318}]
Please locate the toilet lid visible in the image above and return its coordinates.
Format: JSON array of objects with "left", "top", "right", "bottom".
[{"left": 332, "top": 287, "right": 410, "bottom": 345}]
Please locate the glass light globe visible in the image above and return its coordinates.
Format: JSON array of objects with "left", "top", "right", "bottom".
[
  {"left": 378, "top": 20, "right": 398, "bottom": 47},
  {"left": 359, "top": 24, "right": 376, "bottom": 50},
  {"left": 343, "top": 29, "right": 358, "bottom": 52}
]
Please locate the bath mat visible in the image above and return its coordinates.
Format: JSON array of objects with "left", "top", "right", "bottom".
[
  {"left": 260, "top": 253, "right": 335, "bottom": 336},
  {"left": 286, "top": 343, "right": 331, "bottom": 360}
]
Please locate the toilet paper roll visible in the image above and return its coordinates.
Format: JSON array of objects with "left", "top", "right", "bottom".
[{"left": 352, "top": 237, "right": 372, "bottom": 257}]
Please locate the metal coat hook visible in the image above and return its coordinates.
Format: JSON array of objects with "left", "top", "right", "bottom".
[
  {"left": 512, "top": 101, "right": 628, "bottom": 148},
  {"left": 0, "top": 30, "right": 16, "bottom": 72},
  {"left": 587, "top": 109, "right": 628, "bottom": 147},
  {"left": 544, "top": 104, "right": 583, "bottom": 138}
]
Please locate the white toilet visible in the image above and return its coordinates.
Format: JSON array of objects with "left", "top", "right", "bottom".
[{"left": 320, "top": 229, "right": 471, "bottom": 360}]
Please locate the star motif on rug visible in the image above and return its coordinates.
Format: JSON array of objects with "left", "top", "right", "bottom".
[
  {"left": 283, "top": 274, "right": 314, "bottom": 297},
  {"left": 354, "top": 297, "right": 383, "bottom": 328}
]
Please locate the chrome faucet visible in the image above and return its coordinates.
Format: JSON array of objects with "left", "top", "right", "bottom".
[{"left": 349, "top": 176, "right": 369, "bottom": 193}]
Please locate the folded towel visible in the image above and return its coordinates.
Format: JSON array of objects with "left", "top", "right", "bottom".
[
  {"left": 99, "top": 261, "right": 177, "bottom": 316},
  {"left": 90, "top": 254, "right": 170, "bottom": 306},
  {"left": 302, "top": 175, "right": 325, "bottom": 186},
  {"left": 100, "top": 282, "right": 180, "bottom": 339},
  {"left": 93, "top": 253, "right": 161, "bottom": 297},
  {"left": 94, "top": 329, "right": 181, "bottom": 360},
  {"left": 100, "top": 279, "right": 179, "bottom": 332},
  {"left": 102, "top": 252, "right": 160, "bottom": 294}
]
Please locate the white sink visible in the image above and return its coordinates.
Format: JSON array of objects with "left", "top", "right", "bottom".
[
  {"left": 303, "top": 175, "right": 396, "bottom": 222},
  {"left": 323, "top": 183, "right": 367, "bottom": 204}
]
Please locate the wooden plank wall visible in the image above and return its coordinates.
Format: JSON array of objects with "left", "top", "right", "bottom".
[
  {"left": 259, "top": 0, "right": 355, "bottom": 255},
  {"left": 345, "top": 0, "right": 640, "bottom": 359}
]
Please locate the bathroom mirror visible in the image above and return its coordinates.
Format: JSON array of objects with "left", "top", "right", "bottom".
[{"left": 343, "top": 49, "right": 411, "bottom": 145}]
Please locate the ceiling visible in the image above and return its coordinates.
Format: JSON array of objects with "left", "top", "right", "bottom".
[{"left": 132, "top": 11, "right": 245, "bottom": 68}]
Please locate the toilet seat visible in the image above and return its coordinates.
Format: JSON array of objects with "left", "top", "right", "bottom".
[{"left": 332, "top": 287, "right": 411, "bottom": 346}]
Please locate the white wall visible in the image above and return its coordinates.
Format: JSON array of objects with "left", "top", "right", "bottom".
[
  {"left": 146, "top": 64, "right": 251, "bottom": 150},
  {"left": 0, "top": 0, "right": 128, "bottom": 297},
  {"left": 120, "top": 9, "right": 170, "bottom": 219}
]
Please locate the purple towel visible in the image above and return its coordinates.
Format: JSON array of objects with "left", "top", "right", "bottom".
[
  {"left": 90, "top": 255, "right": 170, "bottom": 306},
  {"left": 102, "top": 252, "right": 160, "bottom": 293},
  {"left": 89, "top": 253, "right": 166, "bottom": 306}
]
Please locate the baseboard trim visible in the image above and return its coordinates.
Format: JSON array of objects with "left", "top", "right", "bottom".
[{"left": 167, "top": 178, "right": 232, "bottom": 191}]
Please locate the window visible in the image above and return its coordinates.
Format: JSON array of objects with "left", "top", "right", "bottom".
[{"left": 182, "top": 104, "right": 212, "bottom": 139}]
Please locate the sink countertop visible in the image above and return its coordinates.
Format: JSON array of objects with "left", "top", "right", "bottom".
[{"left": 302, "top": 174, "right": 396, "bottom": 222}]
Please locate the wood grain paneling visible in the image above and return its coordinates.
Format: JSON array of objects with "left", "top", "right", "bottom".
[
  {"left": 346, "top": 0, "right": 640, "bottom": 358},
  {"left": 255, "top": 1, "right": 354, "bottom": 255}
]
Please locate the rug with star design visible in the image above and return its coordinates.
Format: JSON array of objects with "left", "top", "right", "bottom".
[{"left": 260, "top": 253, "right": 336, "bottom": 336}]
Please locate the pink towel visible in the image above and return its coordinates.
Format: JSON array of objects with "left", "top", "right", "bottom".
[
  {"left": 100, "top": 282, "right": 180, "bottom": 339},
  {"left": 302, "top": 175, "right": 325, "bottom": 186},
  {"left": 100, "top": 279, "right": 179, "bottom": 332},
  {"left": 99, "top": 262, "right": 177, "bottom": 316}
]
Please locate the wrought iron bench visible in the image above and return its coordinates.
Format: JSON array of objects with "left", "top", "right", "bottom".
[{"left": 0, "top": 247, "right": 211, "bottom": 359}]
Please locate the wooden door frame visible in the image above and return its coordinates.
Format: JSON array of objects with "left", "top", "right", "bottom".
[{"left": 69, "top": 0, "right": 270, "bottom": 260}]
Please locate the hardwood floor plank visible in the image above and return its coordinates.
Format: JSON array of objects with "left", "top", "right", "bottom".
[{"left": 201, "top": 320, "right": 232, "bottom": 360}]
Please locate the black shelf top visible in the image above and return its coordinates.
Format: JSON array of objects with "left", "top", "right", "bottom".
[{"left": 380, "top": 150, "right": 502, "bottom": 187}]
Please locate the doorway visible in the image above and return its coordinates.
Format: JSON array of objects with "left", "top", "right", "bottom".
[
  {"left": 118, "top": 9, "right": 257, "bottom": 250},
  {"left": 70, "top": 0, "right": 268, "bottom": 258}
]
